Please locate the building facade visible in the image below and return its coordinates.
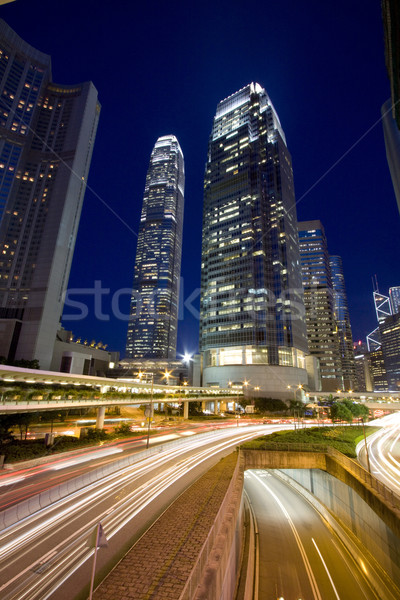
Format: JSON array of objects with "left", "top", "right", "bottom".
[
  {"left": 380, "top": 313, "right": 400, "bottom": 390},
  {"left": 126, "top": 135, "right": 184, "bottom": 359},
  {"left": 298, "top": 221, "right": 344, "bottom": 392},
  {"left": 329, "top": 255, "right": 356, "bottom": 390},
  {"left": 200, "top": 83, "right": 309, "bottom": 396},
  {"left": 0, "top": 20, "right": 100, "bottom": 369},
  {"left": 389, "top": 285, "right": 400, "bottom": 314},
  {"left": 381, "top": 1, "right": 400, "bottom": 214},
  {"left": 368, "top": 348, "right": 388, "bottom": 392}
]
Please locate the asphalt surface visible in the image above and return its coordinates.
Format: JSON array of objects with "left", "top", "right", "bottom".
[
  {"left": 244, "top": 470, "right": 379, "bottom": 600},
  {"left": 0, "top": 424, "right": 270, "bottom": 600}
]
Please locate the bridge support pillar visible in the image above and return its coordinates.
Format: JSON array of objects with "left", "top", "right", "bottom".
[
  {"left": 96, "top": 406, "right": 106, "bottom": 429},
  {"left": 220, "top": 401, "right": 227, "bottom": 413},
  {"left": 202, "top": 401, "right": 207, "bottom": 413},
  {"left": 183, "top": 400, "right": 189, "bottom": 419},
  {"left": 214, "top": 401, "right": 219, "bottom": 415}
]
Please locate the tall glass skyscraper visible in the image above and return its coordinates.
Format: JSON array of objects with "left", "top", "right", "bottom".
[
  {"left": 0, "top": 20, "right": 100, "bottom": 369},
  {"left": 298, "top": 221, "right": 344, "bottom": 392},
  {"left": 126, "top": 135, "right": 184, "bottom": 359},
  {"left": 329, "top": 255, "right": 356, "bottom": 390},
  {"left": 200, "top": 83, "right": 308, "bottom": 395}
]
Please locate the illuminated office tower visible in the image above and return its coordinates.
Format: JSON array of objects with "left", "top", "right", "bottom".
[
  {"left": 329, "top": 255, "right": 356, "bottom": 390},
  {"left": 382, "top": 2, "right": 400, "bottom": 214},
  {"left": 0, "top": 20, "right": 100, "bottom": 369},
  {"left": 126, "top": 135, "right": 184, "bottom": 359},
  {"left": 389, "top": 286, "right": 400, "bottom": 314},
  {"left": 200, "top": 83, "right": 309, "bottom": 395},
  {"left": 298, "top": 221, "right": 344, "bottom": 392}
]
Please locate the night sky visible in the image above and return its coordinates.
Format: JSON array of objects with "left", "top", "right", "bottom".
[{"left": 2, "top": 0, "right": 398, "bottom": 359}]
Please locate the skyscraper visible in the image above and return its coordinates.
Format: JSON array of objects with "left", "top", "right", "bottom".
[
  {"left": 380, "top": 313, "right": 400, "bottom": 390},
  {"left": 381, "top": 2, "right": 400, "bottom": 214},
  {"left": 0, "top": 20, "right": 100, "bottom": 369},
  {"left": 389, "top": 285, "right": 400, "bottom": 314},
  {"left": 298, "top": 221, "right": 344, "bottom": 392},
  {"left": 126, "top": 135, "right": 184, "bottom": 359},
  {"left": 382, "top": 0, "right": 400, "bottom": 128},
  {"left": 329, "top": 255, "right": 356, "bottom": 390},
  {"left": 200, "top": 83, "right": 308, "bottom": 395}
]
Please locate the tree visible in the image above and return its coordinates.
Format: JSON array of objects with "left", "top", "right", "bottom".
[
  {"left": 189, "top": 401, "right": 203, "bottom": 416},
  {"left": 13, "top": 359, "right": 40, "bottom": 369},
  {"left": 0, "top": 415, "right": 16, "bottom": 443},
  {"left": 341, "top": 398, "right": 369, "bottom": 421},
  {"left": 254, "top": 397, "right": 287, "bottom": 414},
  {"left": 330, "top": 402, "right": 353, "bottom": 424},
  {"left": 11, "top": 412, "right": 36, "bottom": 440}
]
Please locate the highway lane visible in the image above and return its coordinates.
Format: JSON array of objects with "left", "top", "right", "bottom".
[
  {"left": 245, "top": 470, "right": 379, "bottom": 600},
  {"left": 0, "top": 424, "right": 272, "bottom": 600},
  {"left": 357, "top": 413, "right": 400, "bottom": 496},
  {"left": 0, "top": 421, "right": 290, "bottom": 510},
  {"left": 0, "top": 421, "right": 244, "bottom": 509}
]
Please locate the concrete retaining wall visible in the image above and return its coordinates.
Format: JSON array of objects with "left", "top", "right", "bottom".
[
  {"left": 281, "top": 467, "right": 400, "bottom": 587},
  {"left": 241, "top": 448, "right": 400, "bottom": 592}
]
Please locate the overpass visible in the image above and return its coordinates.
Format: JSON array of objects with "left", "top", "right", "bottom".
[
  {"left": 307, "top": 390, "right": 400, "bottom": 413},
  {"left": 2, "top": 365, "right": 400, "bottom": 426},
  {"left": 0, "top": 364, "right": 240, "bottom": 425}
]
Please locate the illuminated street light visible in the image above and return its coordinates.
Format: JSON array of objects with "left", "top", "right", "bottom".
[{"left": 163, "top": 370, "right": 171, "bottom": 383}]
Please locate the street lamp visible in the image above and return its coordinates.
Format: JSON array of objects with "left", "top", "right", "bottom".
[
  {"left": 361, "top": 416, "right": 371, "bottom": 474},
  {"left": 142, "top": 371, "right": 154, "bottom": 449},
  {"left": 288, "top": 385, "right": 297, "bottom": 429}
]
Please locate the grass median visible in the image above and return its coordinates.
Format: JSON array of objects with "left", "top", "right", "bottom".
[{"left": 241, "top": 425, "right": 381, "bottom": 458}]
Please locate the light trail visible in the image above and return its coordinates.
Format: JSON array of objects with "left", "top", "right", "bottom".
[
  {"left": 360, "top": 413, "right": 400, "bottom": 495},
  {"left": 0, "top": 425, "right": 270, "bottom": 600},
  {"left": 312, "top": 538, "right": 341, "bottom": 600},
  {"left": 50, "top": 446, "right": 123, "bottom": 470}
]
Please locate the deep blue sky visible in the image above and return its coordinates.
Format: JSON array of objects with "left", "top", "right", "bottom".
[{"left": 2, "top": 0, "right": 398, "bottom": 358}]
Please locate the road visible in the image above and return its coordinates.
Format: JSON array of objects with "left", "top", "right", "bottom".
[
  {"left": 0, "top": 420, "right": 293, "bottom": 511},
  {"left": 0, "top": 424, "right": 273, "bottom": 600},
  {"left": 244, "top": 470, "right": 379, "bottom": 600},
  {"left": 357, "top": 412, "right": 400, "bottom": 496}
]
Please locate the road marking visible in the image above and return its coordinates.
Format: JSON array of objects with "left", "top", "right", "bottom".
[
  {"left": 250, "top": 472, "right": 322, "bottom": 600},
  {"left": 312, "top": 537, "right": 341, "bottom": 600}
]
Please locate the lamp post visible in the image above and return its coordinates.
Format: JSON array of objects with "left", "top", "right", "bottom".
[
  {"left": 298, "top": 384, "right": 303, "bottom": 428},
  {"left": 140, "top": 371, "right": 154, "bottom": 450},
  {"left": 162, "top": 369, "right": 171, "bottom": 418},
  {"left": 362, "top": 416, "right": 371, "bottom": 474},
  {"left": 288, "top": 385, "right": 296, "bottom": 429},
  {"left": 182, "top": 380, "right": 188, "bottom": 417}
]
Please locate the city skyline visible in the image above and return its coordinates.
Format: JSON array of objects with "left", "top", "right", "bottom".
[{"left": 0, "top": 1, "right": 398, "bottom": 360}]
